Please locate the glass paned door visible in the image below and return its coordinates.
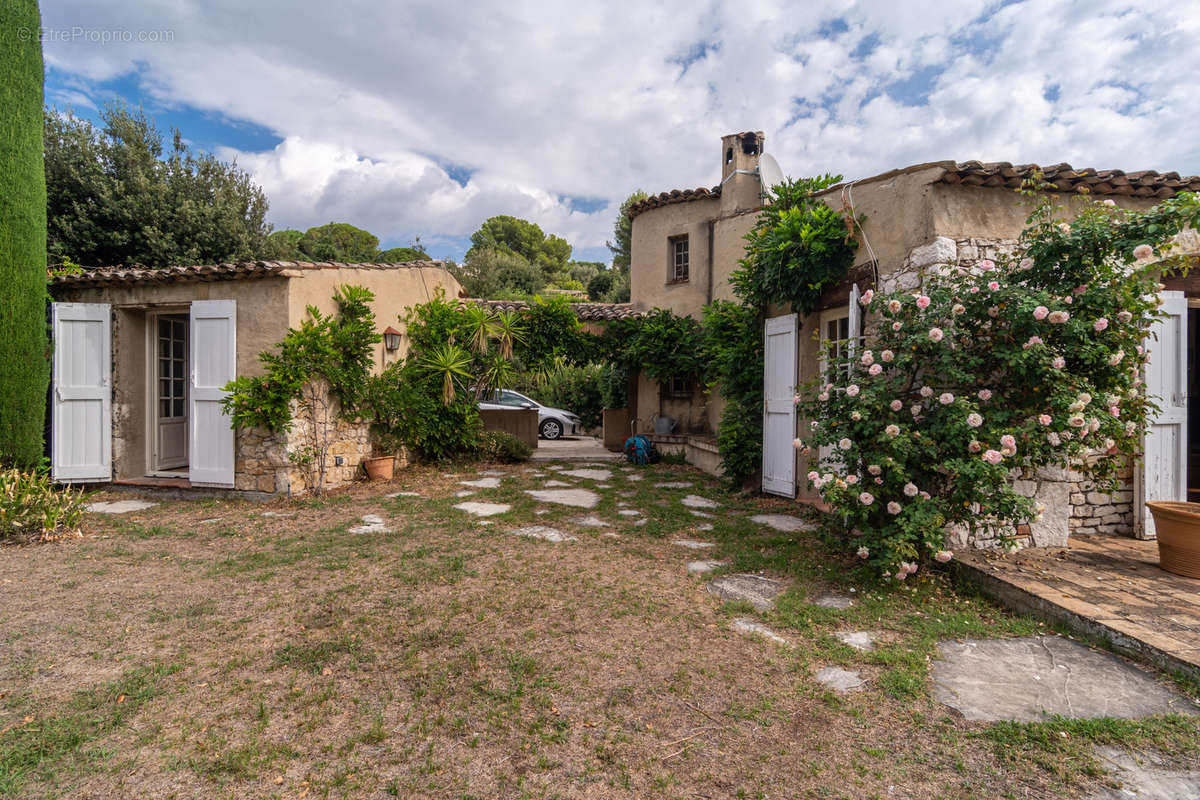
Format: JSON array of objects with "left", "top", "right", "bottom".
[{"left": 155, "top": 314, "right": 188, "bottom": 470}]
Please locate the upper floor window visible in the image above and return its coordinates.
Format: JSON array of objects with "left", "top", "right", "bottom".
[{"left": 669, "top": 235, "right": 689, "bottom": 283}]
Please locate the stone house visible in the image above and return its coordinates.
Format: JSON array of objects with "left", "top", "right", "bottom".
[
  {"left": 49, "top": 260, "right": 461, "bottom": 495},
  {"left": 630, "top": 131, "right": 1200, "bottom": 546}
]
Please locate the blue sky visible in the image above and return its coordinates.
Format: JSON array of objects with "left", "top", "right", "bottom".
[{"left": 39, "top": 0, "right": 1200, "bottom": 264}]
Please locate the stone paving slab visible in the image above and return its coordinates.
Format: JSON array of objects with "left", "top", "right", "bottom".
[
  {"left": 512, "top": 526, "right": 577, "bottom": 543},
  {"left": 86, "top": 499, "right": 157, "bottom": 514},
  {"left": 385, "top": 491, "right": 422, "bottom": 498},
  {"left": 687, "top": 560, "right": 726, "bottom": 575},
  {"left": 814, "top": 592, "right": 854, "bottom": 610},
  {"left": 454, "top": 502, "right": 511, "bottom": 517},
  {"left": 1089, "top": 746, "right": 1200, "bottom": 799},
  {"left": 460, "top": 477, "right": 500, "bottom": 489},
  {"left": 816, "top": 667, "right": 864, "bottom": 692},
  {"left": 681, "top": 494, "right": 719, "bottom": 509},
  {"left": 732, "top": 618, "right": 788, "bottom": 645},
  {"left": 750, "top": 514, "right": 816, "bottom": 532},
  {"left": 954, "top": 534, "right": 1200, "bottom": 679},
  {"left": 931, "top": 636, "right": 1200, "bottom": 722},
  {"left": 836, "top": 631, "right": 877, "bottom": 651},
  {"left": 708, "top": 574, "right": 786, "bottom": 612},
  {"left": 348, "top": 514, "right": 390, "bottom": 534},
  {"left": 672, "top": 540, "right": 714, "bottom": 550},
  {"left": 570, "top": 515, "right": 610, "bottom": 528},
  {"left": 523, "top": 489, "right": 600, "bottom": 509},
  {"left": 560, "top": 468, "right": 613, "bottom": 481}
]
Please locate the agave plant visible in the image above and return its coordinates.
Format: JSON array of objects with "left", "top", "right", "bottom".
[
  {"left": 419, "top": 343, "right": 474, "bottom": 405},
  {"left": 490, "top": 310, "right": 526, "bottom": 360}
]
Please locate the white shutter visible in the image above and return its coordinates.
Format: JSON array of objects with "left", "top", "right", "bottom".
[
  {"left": 51, "top": 303, "right": 112, "bottom": 483},
  {"left": 1139, "top": 291, "right": 1188, "bottom": 538},
  {"left": 762, "top": 313, "right": 799, "bottom": 497},
  {"left": 189, "top": 300, "right": 237, "bottom": 487},
  {"left": 847, "top": 283, "right": 862, "bottom": 358}
]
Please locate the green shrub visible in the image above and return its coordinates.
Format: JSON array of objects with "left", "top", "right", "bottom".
[
  {"left": 477, "top": 431, "right": 532, "bottom": 463},
  {"left": 0, "top": 0, "right": 50, "bottom": 467},
  {"left": 367, "top": 362, "right": 481, "bottom": 463},
  {"left": 0, "top": 468, "right": 86, "bottom": 542},
  {"left": 703, "top": 301, "right": 764, "bottom": 487}
]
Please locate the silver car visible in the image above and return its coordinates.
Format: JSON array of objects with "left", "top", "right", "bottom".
[{"left": 478, "top": 389, "right": 582, "bottom": 440}]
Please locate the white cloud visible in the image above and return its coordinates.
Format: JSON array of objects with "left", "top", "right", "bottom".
[{"left": 39, "top": 0, "right": 1200, "bottom": 258}]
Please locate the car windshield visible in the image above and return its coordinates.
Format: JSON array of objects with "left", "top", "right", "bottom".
[{"left": 496, "top": 390, "right": 535, "bottom": 408}]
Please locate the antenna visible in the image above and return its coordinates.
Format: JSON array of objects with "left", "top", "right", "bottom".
[{"left": 757, "top": 152, "right": 785, "bottom": 202}]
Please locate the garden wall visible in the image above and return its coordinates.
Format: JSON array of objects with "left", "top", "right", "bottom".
[{"left": 480, "top": 408, "right": 538, "bottom": 449}]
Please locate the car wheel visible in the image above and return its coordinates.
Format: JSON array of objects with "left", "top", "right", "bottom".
[{"left": 540, "top": 419, "right": 563, "bottom": 440}]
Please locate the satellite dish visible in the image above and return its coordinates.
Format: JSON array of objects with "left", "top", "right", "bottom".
[{"left": 757, "top": 152, "right": 785, "bottom": 201}]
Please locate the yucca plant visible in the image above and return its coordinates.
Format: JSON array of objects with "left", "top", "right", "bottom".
[
  {"left": 420, "top": 344, "right": 474, "bottom": 405},
  {"left": 461, "top": 305, "right": 496, "bottom": 355},
  {"left": 490, "top": 310, "right": 526, "bottom": 360}
]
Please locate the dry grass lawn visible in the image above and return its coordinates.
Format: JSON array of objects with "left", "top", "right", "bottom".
[{"left": 1, "top": 460, "right": 1197, "bottom": 799}]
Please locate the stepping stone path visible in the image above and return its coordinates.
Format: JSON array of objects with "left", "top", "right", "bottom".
[
  {"left": 385, "top": 491, "right": 422, "bottom": 498},
  {"left": 816, "top": 667, "right": 865, "bottom": 692},
  {"left": 348, "top": 514, "right": 390, "bottom": 534},
  {"left": 479, "top": 470, "right": 505, "bottom": 476},
  {"left": 732, "top": 618, "right": 789, "bottom": 645},
  {"left": 595, "top": 483, "right": 611, "bottom": 489},
  {"left": 454, "top": 501, "right": 511, "bottom": 517},
  {"left": 199, "top": 518, "right": 222, "bottom": 524},
  {"left": 542, "top": 480, "right": 572, "bottom": 487},
  {"left": 460, "top": 477, "right": 500, "bottom": 489},
  {"left": 524, "top": 489, "right": 600, "bottom": 509},
  {"left": 512, "top": 526, "right": 577, "bottom": 543},
  {"left": 687, "top": 560, "right": 726, "bottom": 575},
  {"left": 689, "top": 510, "right": 714, "bottom": 519},
  {"left": 603, "top": 532, "right": 621, "bottom": 538},
  {"left": 454, "top": 490, "right": 476, "bottom": 498},
  {"left": 681, "top": 495, "right": 719, "bottom": 509},
  {"left": 570, "top": 516, "right": 610, "bottom": 527},
  {"left": 561, "top": 468, "right": 612, "bottom": 481},
  {"left": 633, "top": 519, "right": 648, "bottom": 527},
  {"left": 695, "top": 523, "right": 714, "bottom": 532},
  {"left": 655, "top": 482, "right": 692, "bottom": 489},
  {"left": 672, "top": 539, "right": 714, "bottom": 550},
  {"left": 708, "top": 574, "right": 786, "bottom": 612},
  {"left": 1089, "top": 746, "right": 1200, "bottom": 800},
  {"left": 618, "top": 509, "right": 641, "bottom": 517},
  {"left": 750, "top": 514, "right": 815, "bottom": 532},
  {"left": 836, "top": 631, "right": 877, "bottom": 651},
  {"left": 932, "top": 636, "right": 1200, "bottom": 723},
  {"left": 85, "top": 500, "right": 158, "bottom": 514},
  {"left": 814, "top": 592, "right": 854, "bottom": 610},
  {"left": 626, "top": 474, "right": 643, "bottom": 482},
  {"left": 535, "top": 509, "right": 550, "bottom": 515}
]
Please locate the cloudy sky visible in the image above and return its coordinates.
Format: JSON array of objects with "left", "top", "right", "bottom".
[{"left": 38, "top": 0, "right": 1200, "bottom": 264}]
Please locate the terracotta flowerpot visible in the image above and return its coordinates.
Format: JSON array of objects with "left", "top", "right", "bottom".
[
  {"left": 362, "top": 456, "right": 395, "bottom": 482},
  {"left": 1145, "top": 501, "right": 1200, "bottom": 579}
]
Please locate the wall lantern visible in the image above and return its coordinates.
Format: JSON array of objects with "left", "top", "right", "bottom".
[{"left": 382, "top": 326, "right": 402, "bottom": 352}]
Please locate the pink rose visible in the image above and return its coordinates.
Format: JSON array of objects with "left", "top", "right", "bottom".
[
  {"left": 856, "top": 546, "right": 869, "bottom": 559},
  {"left": 1024, "top": 336, "right": 1044, "bottom": 348},
  {"left": 903, "top": 482, "right": 919, "bottom": 497},
  {"left": 838, "top": 437, "right": 852, "bottom": 450},
  {"left": 939, "top": 392, "right": 955, "bottom": 405},
  {"left": 929, "top": 327, "right": 944, "bottom": 342},
  {"left": 952, "top": 303, "right": 965, "bottom": 315},
  {"left": 982, "top": 449, "right": 1004, "bottom": 465},
  {"left": 968, "top": 440, "right": 982, "bottom": 453},
  {"left": 1033, "top": 306, "right": 1049, "bottom": 320},
  {"left": 1051, "top": 356, "right": 1066, "bottom": 369},
  {"left": 1000, "top": 434, "right": 1016, "bottom": 449},
  {"left": 978, "top": 389, "right": 993, "bottom": 401},
  {"left": 1133, "top": 244, "right": 1154, "bottom": 260},
  {"left": 887, "top": 299, "right": 902, "bottom": 313},
  {"left": 1109, "top": 405, "right": 1120, "bottom": 417},
  {"left": 893, "top": 321, "right": 903, "bottom": 331},
  {"left": 978, "top": 259, "right": 995, "bottom": 271},
  {"left": 1094, "top": 318, "right": 1109, "bottom": 332},
  {"left": 1048, "top": 310, "right": 1070, "bottom": 323},
  {"left": 860, "top": 350, "right": 874, "bottom": 366},
  {"left": 987, "top": 306, "right": 999, "bottom": 318},
  {"left": 1117, "top": 311, "right": 1132, "bottom": 323},
  {"left": 859, "top": 289, "right": 874, "bottom": 305},
  {"left": 881, "top": 350, "right": 894, "bottom": 362},
  {"left": 920, "top": 386, "right": 933, "bottom": 398},
  {"left": 845, "top": 474, "right": 859, "bottom": 485},
  {"left": 807, "top": 470, "right": 819, "bottom": 482},
  {"left": 1039, "top": 414, "right": 1052, "bottom": 426},
  {"left": 890, "top": 399, "right": 903, "bottom": 411},
  {"left": 966, "top": 412, "right": 983, "bottom": 427},
  {"left": 934, "top": 550, "right": 953, "bottom": 563},
  {"left": 868, "top": 464, "right": 882, "bottom": 475},
  {"left": 1019, "top": 258, "right": 1033, "bottom": 269},
  {"left": 886, "top": 424, "right": 900, "bottom": 437},
  {"left": 988, "top": 281, "right": 1000, "bottom": 291},
  {"left": 887, "top": 501, "right": 902, "bottom": 515},
  {"left": 859, "top": 492, "right": 874, "bottom": 506},
  {"left": 818, "top": 392, "right": 830, "bottom": 402},
  {"left": 846, "top": 384, "right": 860, "bottom": 397},
  {"left": 969, "top": 286, "right": 980, "bottom": 294},
  {"left": 916, "top": 295, "right": 931, "bottom": 309},
  {"left": 868, "top": 364, "right": 883, "bottom": 376}
]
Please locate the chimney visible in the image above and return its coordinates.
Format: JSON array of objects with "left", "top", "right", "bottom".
[{"left": 719, "top": 131, "right": 765, "bottom": 212}]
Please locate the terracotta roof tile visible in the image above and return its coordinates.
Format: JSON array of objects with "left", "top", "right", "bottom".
[
  {"left": 628, "top": 185, "right": 722, "bottom": 218},
  {"left": 463, "top": 298, "right": 643, "bottom": 321},
  {"left": 49, "top": 260, "right": 446, "bottom": 288},
  {"left": 938, "top": 162, "right": 1200, "bottom": 198}
]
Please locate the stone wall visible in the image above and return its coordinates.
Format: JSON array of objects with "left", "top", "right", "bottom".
[{"left": 1069, "top": 463, "right": 1136, "bottom": 538}]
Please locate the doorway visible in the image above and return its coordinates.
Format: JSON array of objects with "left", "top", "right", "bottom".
[{"left": 150, "top": 312, "right": 188, "bottom": 474}]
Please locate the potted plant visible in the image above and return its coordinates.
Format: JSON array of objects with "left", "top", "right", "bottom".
[
  {"left": 1145, "top": 502, "right": 1200, "bottom": 579},
  {"left": 362, "top": 431, "right": 401, "bottom": 482}
]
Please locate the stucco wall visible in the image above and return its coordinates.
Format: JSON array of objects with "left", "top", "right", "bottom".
[
  {"left": 284, "top": 264, "right": 462, "bottom": 374},
  {"left": 630, "top": 197, "right": 718, "bottom": 316}
]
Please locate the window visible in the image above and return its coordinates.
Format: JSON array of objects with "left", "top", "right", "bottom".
[
  {"left": 498, "top": 390, "right": 534, "bottom": 408},
  {"left": 662, "top": 376, "right": 692, "bottom": 398},
  {"left": 669, "top": 235, "right": 689, "bottom": 283},
  {"left": 820, "top": 311, "right": 859, "bottom": 382}
]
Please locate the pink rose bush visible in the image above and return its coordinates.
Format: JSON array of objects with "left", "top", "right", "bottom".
[{"left": 793, "top": 191, "right": 1196, "bottom": 578}]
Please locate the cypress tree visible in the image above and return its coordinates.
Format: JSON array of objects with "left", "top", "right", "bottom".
[{"left": 0, "top": 0, "right": 50, "bottom": 467}]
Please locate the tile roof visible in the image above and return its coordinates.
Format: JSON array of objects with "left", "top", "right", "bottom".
[
  {"left": 938, "top": 161, "right": 1200, "bottom": 198},
  {"left": 49, "top": 260, "right": 446, "bottom": 288},
  {"left": 463, "top": 298, "right": 643, "bottom": 321},
  {"left": 627, "top": 185, "right": 722, "bottom": 219}
]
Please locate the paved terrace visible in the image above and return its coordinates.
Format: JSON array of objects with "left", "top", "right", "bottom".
[{"left": 955, "top": 533, "right": 1200, "bottom": 679}]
